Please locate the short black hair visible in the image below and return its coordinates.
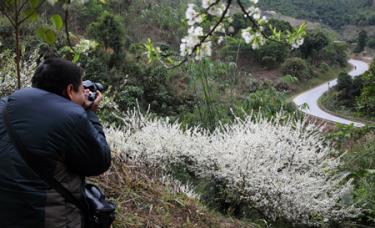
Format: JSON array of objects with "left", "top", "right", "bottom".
[{"left": 32, "top": 58, "right": 83, "bottom": 96}]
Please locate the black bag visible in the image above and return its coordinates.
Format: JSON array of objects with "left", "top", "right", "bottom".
[
  {"left": 84, "top": 184, "right": 116, "bottom": 228},
  {"left": 2, "top": 104, "right": 116, "bottom": 228}
]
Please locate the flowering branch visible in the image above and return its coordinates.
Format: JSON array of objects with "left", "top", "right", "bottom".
[
  {"left": 146, "top": 0, "right": 306, "bottom": 68},
  {"left": 236, "top": 0, "right": 282, "bottom": 44},
  {"left": 172, "top": 0, "right": 232, "bottom": 68}
]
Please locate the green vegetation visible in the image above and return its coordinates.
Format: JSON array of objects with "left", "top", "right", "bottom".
[
  {"left": 354, "top": 31, "right": 368, "bottom": 53},
  {"left": 320, "top": 59, "right": 375, "bottom": 123},
  {"left": 258, "top": 0, "right": 375, "bottom": 29},
  {"left": 327, "top": 125, "right": 375, "bottom": 224},
  {"left": 357, "top": 61, "right": 375, "bottom": 114}
]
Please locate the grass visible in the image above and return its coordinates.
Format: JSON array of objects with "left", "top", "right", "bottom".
[{"left": 89, "top": 153, "right": 264, "bottom": 228}]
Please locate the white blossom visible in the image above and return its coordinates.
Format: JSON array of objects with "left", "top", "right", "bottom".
[
  {"left": 217, "top": 36, "right": 224, "bottom": 44},
  {"left": 207, "top": 3, "right": 226, "bottom": 17},
  {"left": 292, "top": 38, "right": 305, "bottom": 49},
  {"left": 241, "top": 30, "right": 253, "bottom": 44},
  {"left": 246, "top": 6, "right": 261, "bottom": 20},
  {"left": 186, "top": 4, "right": 202, "bottom": 26},
  {"left": 228, "top": 26, "right": 235, "bottom": 33},
  {"left": 202, "top": 0, "right": 215, "bottom": 9},
  {"left": 195, "top": 41, "right": 212, "bottom": 60}
]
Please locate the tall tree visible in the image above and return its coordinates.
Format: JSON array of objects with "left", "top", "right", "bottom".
[
  {"left": 299, "top": 30, "right": 329, "bottom": 60},
  {"left": 357, "top": 59, "right": 375, "bottom": 113},
  {"left": 0, "top": 0, "right": 45, "bottom": 89},
  {"left": 354, "top": 30, "right": 368, "bottom": 53},
  {"left": 87, "top": 11, "right": 124, "bottom": 69}
]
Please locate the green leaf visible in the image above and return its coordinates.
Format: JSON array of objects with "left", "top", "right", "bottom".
[
  {"left": 45, "top": 29, "right": 57, "bottom": 45},
  {"left": 36, "top": 27, "right": 56, "bottom": 45},
  {"left": 28, "top": 11, "right": 39, "bottom": 22},
  {"left": 50, "top": 15, "right": 63, "bottom": 31},
  {"left": 22, "top": 8, "right": 39, "bottom": 22},
  {"left": 30, "top": 0, "right": 41, "bottom": 8},
  {"left": 281, "top": 74, "right": 299, "bottom": 85},
  {"left": 73, "top": 53, "right": 80, "bottom": 63},
  {"left": 36, "top": 27, "right": 46, "bottom": 40}
]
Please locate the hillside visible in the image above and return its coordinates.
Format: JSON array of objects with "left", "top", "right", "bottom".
[
  {"left": 1, "top": 0, "right": 375, "bottom": 227},
  {"left": 91, "top": 153, "right": 255, "bottom": 228},
  {"left": 258, "top": 0, "right": 375, "bottom": 29}
]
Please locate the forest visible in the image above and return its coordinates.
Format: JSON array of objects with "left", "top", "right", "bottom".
[{"left": 1, "top": 0, "right": 375, "bottom": 227}]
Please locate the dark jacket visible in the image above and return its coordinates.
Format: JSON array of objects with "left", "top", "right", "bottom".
[{"left": 0, "top": 88, "right": 111, "bottom": 228}]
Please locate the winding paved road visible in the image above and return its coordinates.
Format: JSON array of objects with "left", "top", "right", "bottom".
[{"left": 293, "top": 59, "right": 369, "bottom": 127}]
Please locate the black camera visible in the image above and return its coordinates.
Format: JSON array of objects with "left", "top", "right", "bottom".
[{"left": 82, "top": 80, "right": 105, "bottom": 101}]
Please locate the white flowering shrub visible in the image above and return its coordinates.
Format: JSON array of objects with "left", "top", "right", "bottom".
[
  {"left": 105, "top": 111, "right": 360, "bottom": 226},
  {"left": 0, "top": 49, "right": 39, "bottom": 97}
]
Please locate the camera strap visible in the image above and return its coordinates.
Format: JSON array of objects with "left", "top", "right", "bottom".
[{"left": 2, "top": 103, "right": 89, "bottom": 216}]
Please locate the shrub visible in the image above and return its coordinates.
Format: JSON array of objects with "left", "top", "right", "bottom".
[
  {"left": 116, "top": 86, "right": 144, "bottom": 111},
  {"left": 281, "top": 57, "right": 311, "bottom": 81},
  {"left": 105, "top": 110, "right": 361, "bottom": 226},
  {"left": 0, "top": 49, "right": 38, "bottom": 97},
  {"left": 255, "top": 41, "right": 289, "bottom": 67},
  {"left": 319, "top": 62, "right": 330, "bottom": 73},
  {"left": 357, "top": 62, "right": 375, "bottom": 114},
  {"left": 244, "top": 88, "right": 295, "bottom": 117},
  {"left": 336, "top": 72, "right": 352, "bottom": 91},
  {"left": 299, "top": 29, "right": 329, "bottom": 59},
  {"left": 261, "top": 56, "right": 277, "bottom": 68}
]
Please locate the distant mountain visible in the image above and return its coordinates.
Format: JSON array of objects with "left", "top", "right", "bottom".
[{"left": 258, "top": 0, "right": 375, "bottom": 29}]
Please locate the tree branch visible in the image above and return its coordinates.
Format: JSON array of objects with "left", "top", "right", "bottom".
[
  {"left": 194, "top": 0, "right": 221, "bottom": 20},
  {"left": 64, "top": 0, "right": 75, "bottom": 52},
  {"left": 18, "top": 0, "right": 28, "bottom": 15},
  {"left": 236, "top": 0, "right": 284, "bottom": 44},
  {"left": 0, "top": 2, "right": 16, "bottom": 27},
  {"left": 18, "top": 0, "right": 46, "bottom": 25},
  {"left": 171, "top": 0, "right": 233, "bottom": 68}
]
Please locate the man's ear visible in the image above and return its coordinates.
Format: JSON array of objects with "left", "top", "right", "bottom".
[{"left": 65, "top": 84, "right": 74, "bottom": 100}]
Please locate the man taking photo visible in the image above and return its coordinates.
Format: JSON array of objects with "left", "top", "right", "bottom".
[{"left": 0, "top": 58, "right": 111, "bottom": 228}]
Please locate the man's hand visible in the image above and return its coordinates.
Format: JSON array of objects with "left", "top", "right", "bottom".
[{"left": 83, "top": 89, "right": 103, "bottom": 112}]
